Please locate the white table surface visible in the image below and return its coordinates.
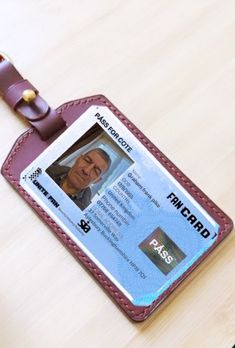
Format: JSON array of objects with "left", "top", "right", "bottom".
[{"left": 0, "top": 1, "right": 234, "bottom": 347}]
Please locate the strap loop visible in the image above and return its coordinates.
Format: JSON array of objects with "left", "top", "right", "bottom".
[
  {"left": 0, "top": 56, "right": 66, "bottom": 140},
  {"left": 4, "top": 80, "right": 38, "bottom": 110}
]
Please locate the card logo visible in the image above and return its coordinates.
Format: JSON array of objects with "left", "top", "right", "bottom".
[
  {"left": 139, "top": 227, "right": 186, "bottom": 275},
  {"left": 78, "top": 219, "right": 91, "bottom": 233}
]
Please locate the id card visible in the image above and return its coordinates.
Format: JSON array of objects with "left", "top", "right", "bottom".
[{"left": 20, "top": 105, "right": 219, "bottom": 306}]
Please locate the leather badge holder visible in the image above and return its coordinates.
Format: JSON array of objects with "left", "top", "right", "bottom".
[{"left": 1, "top": 56, "right": 233, "bottom": 321}]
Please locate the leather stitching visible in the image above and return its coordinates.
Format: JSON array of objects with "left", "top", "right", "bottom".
[{"left": 2, "top": 95, "right": 232, "bottom": 320}]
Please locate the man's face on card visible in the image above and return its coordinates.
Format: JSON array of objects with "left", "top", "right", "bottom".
[{"left": 67, "top": 150, "right": 109, "bottom": 191}]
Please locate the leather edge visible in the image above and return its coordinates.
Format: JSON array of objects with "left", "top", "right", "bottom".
[{"left": 1, "top": 94, "right": 233, "bottom": 321}]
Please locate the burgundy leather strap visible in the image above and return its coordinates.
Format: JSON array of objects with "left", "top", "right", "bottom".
[{"left": 0, "top": 55, "right": 66, "bottom": 140}]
